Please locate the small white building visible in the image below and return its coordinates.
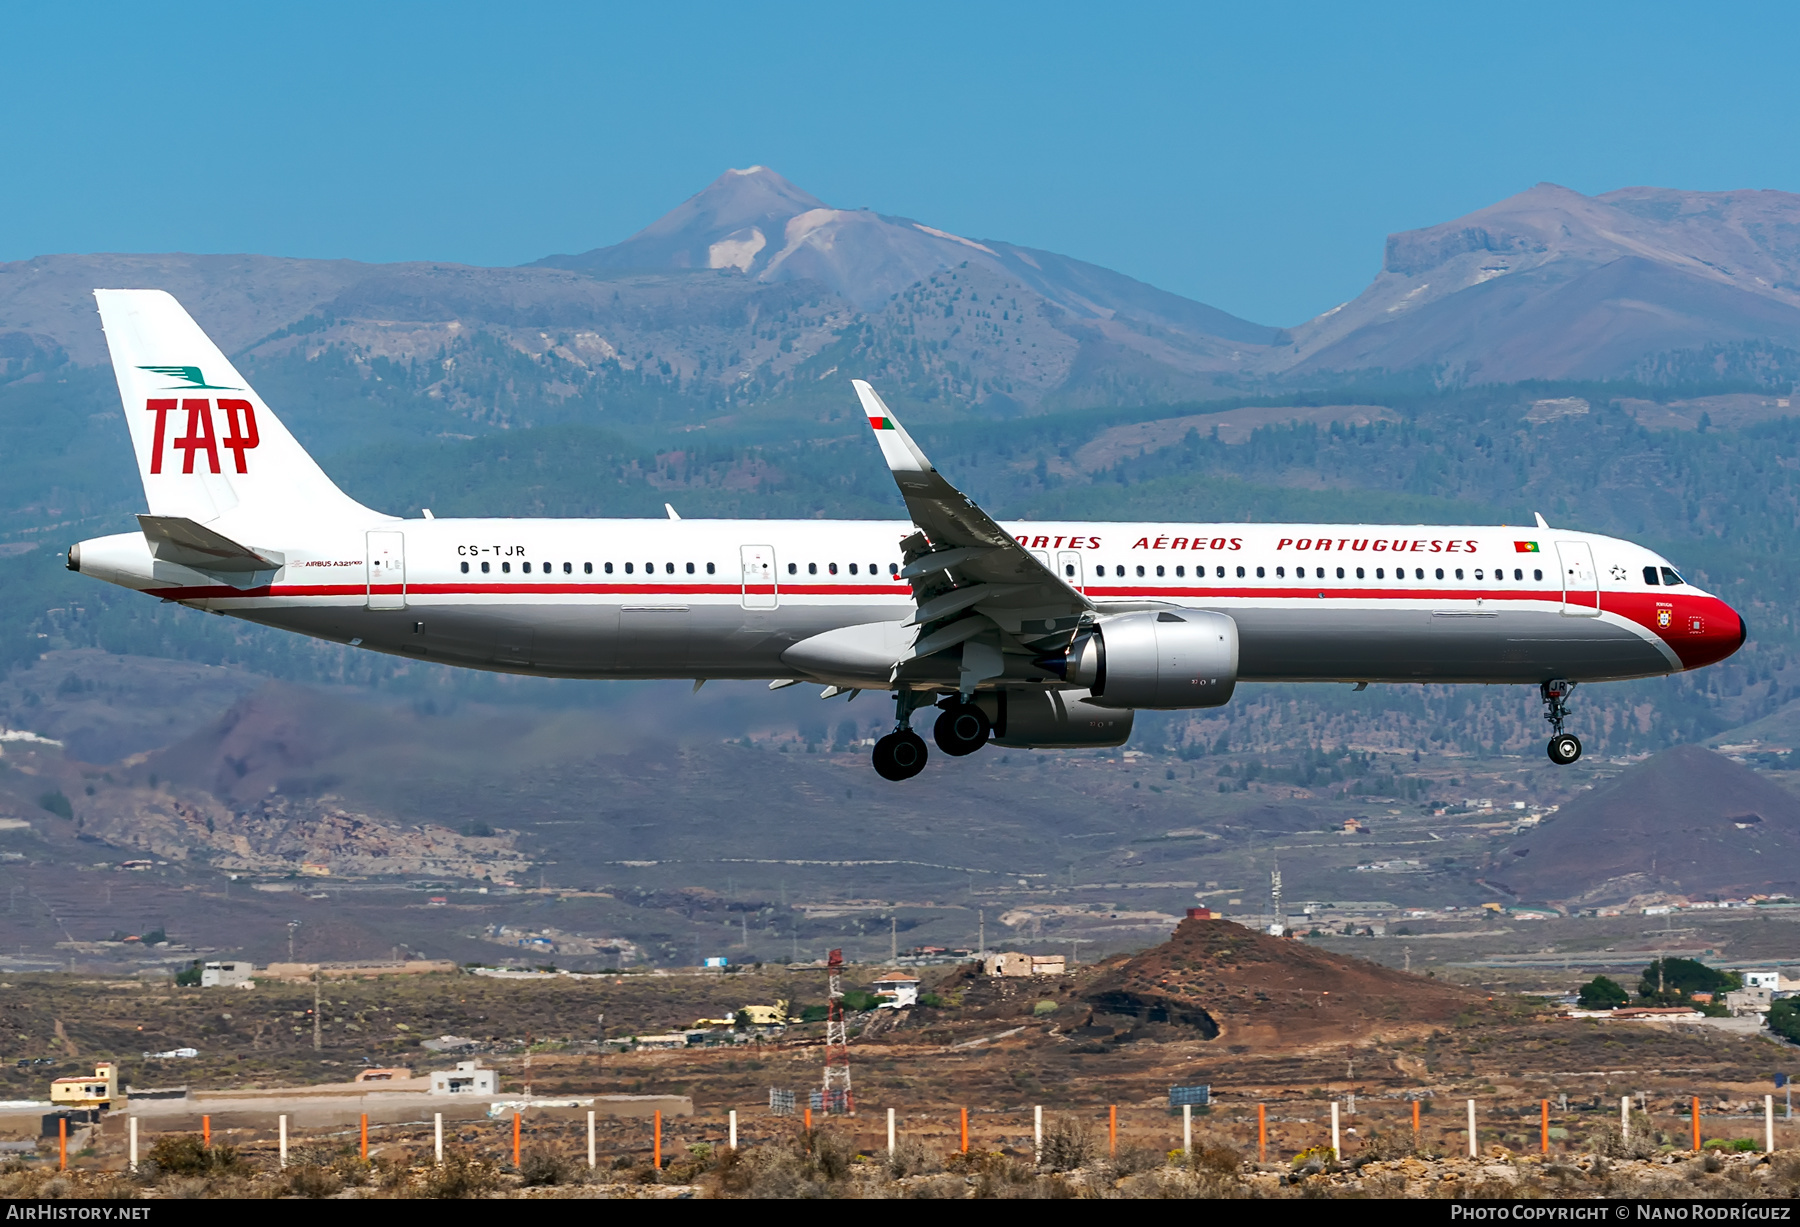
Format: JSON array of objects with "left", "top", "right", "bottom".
[
  {"left": 430, "top": 1060, "right": 498, "bottom": 1096},
  {"left": 871, "top": 971, "right": 920, "bottom": 1008},
  {"left": 1744, "top": 971, "right": 1796, "bottom": 993},
  {"left": 200, "top": 961, "right": 254, "bottom": 988},
  {"left": 1726, "top": 986, "right": 1772, "bottom": 1015}
]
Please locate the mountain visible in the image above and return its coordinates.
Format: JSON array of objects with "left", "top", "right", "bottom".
[
  {"left": 1284, "top": 184, "right": 1800, "bottom": 382},
  {"left": 1496, "top": 745, "right": 1800, "bottom": 904}
]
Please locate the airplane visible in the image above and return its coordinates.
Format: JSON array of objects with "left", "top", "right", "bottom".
[{"left": 67, "top": 290, "right": 1747, "bottom": 781}]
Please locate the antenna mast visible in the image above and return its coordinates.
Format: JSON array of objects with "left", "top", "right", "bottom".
[
  {"left": 1269, "top": 858, "right": 1285, "bottom": 936},
  {"left": 822, "top": 948, "right": 852, "bottom": 1115}
]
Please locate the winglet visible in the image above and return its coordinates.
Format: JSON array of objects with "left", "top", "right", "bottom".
[
  {"left": 1534, "top": 512, "right": 1550, "bottom": 529},
  {"left": 853, "top": 380, "right": 934, "bottom": 474}
]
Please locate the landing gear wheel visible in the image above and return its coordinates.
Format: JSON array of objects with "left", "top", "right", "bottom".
[
  {"left": 873, "top": 730, "right": 929, "bottom": 781},
  {"left": 933, "top": 702, "right": 991, "bottom": 757},
  {"left": 1547, "top": 733, "right": 1582, "bottom": 766}
]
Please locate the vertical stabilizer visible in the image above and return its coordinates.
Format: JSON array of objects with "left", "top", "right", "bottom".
[{"left": 93, "top": 289, "right": 380, "bottom": 529}]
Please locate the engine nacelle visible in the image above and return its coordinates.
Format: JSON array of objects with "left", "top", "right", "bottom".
[
  {"left": 1073, "top": 609, "right": 1239, "bottom": 710},
  {"left": 986, "top": 688, "right": 1133, "bottom": 749}
]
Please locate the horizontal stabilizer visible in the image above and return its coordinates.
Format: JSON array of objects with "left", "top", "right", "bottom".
[{"left": 138, "top": 515, "right": 282, "bottom": 573}]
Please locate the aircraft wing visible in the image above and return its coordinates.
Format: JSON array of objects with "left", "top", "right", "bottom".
[{"left": 854, "top": 381, "right": 1092, "bottom": 679}]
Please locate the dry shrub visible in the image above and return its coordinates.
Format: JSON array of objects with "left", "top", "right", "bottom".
[
  {"left": 284, "top": 1163, "right": 342, "bottom": 1198},
  {"left": 1039, "top": 1116, "right": 1096, "bottom": 1171},
  {"left": 887, "top": 1137, "right": 942, "bottom": 1178},
  {"left": 417, "top": 1149, "right": 505, "bottom": 1199},
  {"left": 1589, "top": 1124, "right": 1658, "bottom": 1161},
  {"left": 1108, "top": 1144, "right": 1162, "bottom": 1178},
  {"left": 704, "top": 1128, "right": 858, "bottom": 1199},
  {"left": 519, "top": 1145, "right": 576, "bottom": 1187},
  {"left": 145, "top": 1134, "right": 245, "bottom": 1180}
]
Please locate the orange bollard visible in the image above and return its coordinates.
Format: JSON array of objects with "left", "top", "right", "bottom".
[
  {"left": 654, "top": 1109, "right": 662, "bottom": 1169},
  {"left": 804, "top": 1106, "right": 812, "bottom": 1133},
  {"left": 1692, "top": 1097, "right": 1701, "bottom": 1152},
  {"left": 1413, "top": 1099, "right": 1420, "bottom": 1139},
  {"left": 202, "top": 1114, "right": 210, "bottom": 1147},
  {"left": 1541, "top": 1100, "right": 1549, "bottom": 1154},
  {"left": 513, "top": 1111, "right": 521, "bottom": 1167},
  {"left": 58, "top": 1117, "right": 66, "bottom": 1171},
  {"left": 1109, "top": 1104, "right": 1117, "bottom": 1155},
  {"left": 1257, "top": 1103, "right": 1267, "bottom": 1163},
  {"left": 960, "top": 1106, "right": 968, "bottom": 1153},
  {"left": 360, "top": 1112, "right": 368, "bottom": 1160}
]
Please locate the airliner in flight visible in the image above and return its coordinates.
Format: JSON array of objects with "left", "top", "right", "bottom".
[{"left": 67, "top": 290, "right": 1746, "bottom": 780}]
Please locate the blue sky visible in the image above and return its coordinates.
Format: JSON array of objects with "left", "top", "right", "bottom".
[{"left": 4, "top": 2, "right": 1798, "bottom": 326}]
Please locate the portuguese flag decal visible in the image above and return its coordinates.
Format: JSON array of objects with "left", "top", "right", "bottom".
[
  {"left": 1514, "top": 541, "right": 1540, "bottom": 553},
  {"left": 868, "top": 415, "right": 896, "bottom": 430}
]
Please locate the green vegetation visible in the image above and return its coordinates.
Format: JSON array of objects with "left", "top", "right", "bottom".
[
  {"left": 35, "top": 789, "right": 72, "bottom": 820},
  {"left": 174, "top": 960, "right": 203, "bottom": 987},
  {"left": 1770, "top": 998, "right": 1800, "bottom": 1043},
  {"left": 1638, "top": 958, "right": 1739, "bottom": 1003},
  {"left": 1577, "top": 976, "right": 1629, "bottom": 1010}
]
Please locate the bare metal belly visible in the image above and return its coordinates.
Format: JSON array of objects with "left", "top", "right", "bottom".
[{"left": 230, "top": 598, "right": 1674, "bottom": 686}]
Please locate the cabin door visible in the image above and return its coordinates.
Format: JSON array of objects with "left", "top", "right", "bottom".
[
  {"left": 741, "top": 545, "right": 778, "bottom": 609},
  {"left": 1556, "top": 541, "right": 1599, "bottom": 616},
  {"left": 366, "top": 531, "right": 406, "bottom": 610}
]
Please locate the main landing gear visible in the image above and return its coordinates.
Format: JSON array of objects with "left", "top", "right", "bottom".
[
  {"left": 872, "top": 692, "right": 994, "bottom": 780},
  {"left": 1541, "top": 679, "right": 1582, "bottom": 765}
]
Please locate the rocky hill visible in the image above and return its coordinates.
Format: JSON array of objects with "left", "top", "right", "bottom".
[
  {"left": 1080, "top": 916, "right": 1487, "bottom": 1048},
  {"left": 1496, "top": 744, "right": 1800, "bottom": 904}
]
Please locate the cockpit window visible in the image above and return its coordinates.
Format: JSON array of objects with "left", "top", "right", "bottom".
[
  {"left": 1660, "top": 566, "right": 1684, "bottom": 586},
  {"left": 1644, "top": 566, "right": 1660, "bottom": 586}
]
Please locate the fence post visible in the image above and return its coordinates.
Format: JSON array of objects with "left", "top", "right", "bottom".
[
  {"left": 279, "top": 1114, "right": 288, "bottom": 1168},
  {"left": 653, "top": 1109, "right": 663, "bottom": 1169},
  {"left": 1183, "top": 1103, "right": 1192, "bottom": 1157},
  {"left": 1466, "top": 1098, "right": 1476, "bottom": 1158},
  {"left": 1768, "top": 1095, "right": 1776, "bottom": 1154},
  {"left": 1108, "top": 1104, "right": 1116, "bottom": 1156},
  {"left": 1691, "top": 1097, "right": 1701, "bottom": 1153},
  {"left": 58, "top": 1117, "right": 66, "bottom": 1172},
  {"left": 1034, "top": 1105, "right": 1043, "bottom": 1164},
  {"left": 1412, "top": 1099, "right": 1419, "bottom": 1143},
  {"left": 202, "top": 1114, "right": 211, "bottom": 1148},
  {"left": 1258, "top": 1103, "right": 1267, "bottom": 1163},
  {"left": 962, "top": 1106, "right": 969, "bottom": 1154},
  {"left": 513, "top": 1111, "right": 521, "bottom": 1168},
  {"left": 1330, "top": 1101, "right": 1340, "bottom": 1161},
  {"left": 1541, "top": 1099, "right": 1549, "bottom": 1154},
  {"left": 887, "top": 1107, "right": 895, "bottom": 1158},
  {"left": 128, "top": 1116, "right": 137, "bottom": 1173},
  {"left": 729, "top": 1108, "right": 738, "bottom": 1152},
  {"left": 436, "top": 1113, "right": 444, "bottom": 1165},
  {"left": 360, "top": 1112, "right": 368, "bottom": 1161},
  {"left": 804, "top": 1106, "right": 812, "bottom": 1133},
  {"left": 1621, "top": 1095, "right": 1630, "bottom": 1140},
  {"left": 587, "top": 1111, "right": 596, "bottom": 1169}
]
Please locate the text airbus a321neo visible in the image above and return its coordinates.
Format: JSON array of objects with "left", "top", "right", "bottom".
[{"left": 67, "top": 291, "right": 1746, "bottom": 780}]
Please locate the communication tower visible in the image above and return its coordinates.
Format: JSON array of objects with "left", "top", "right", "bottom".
[
  {"left": 822, "top": 947, "right": 852, "bottom": 1114},
  {"left": 1269, "top": 859, "right": 1285, "bottom": 937}
]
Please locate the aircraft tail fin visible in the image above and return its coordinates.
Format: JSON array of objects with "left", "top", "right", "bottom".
[{"left": 93, "top": 289, "right": 378, "bottom": 528}]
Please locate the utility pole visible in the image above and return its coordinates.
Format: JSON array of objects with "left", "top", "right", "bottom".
[
  {"left": 978, "top": 909, "right": 985, "bottom": 958},
  {"left": 890, "top": 916, "right": 898, "bottom": 962},
  {"left": 312, "top": 969, "right": 322, "bottom": 1052},
  {"left": 287, "top": 921, "right": 300, "bottom": 962}
]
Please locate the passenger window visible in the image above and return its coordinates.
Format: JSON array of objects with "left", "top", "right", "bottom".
[
  {"left": 587, "top": 563, "right": 595, "bottom": 574},
  {"left": 460, "top": 561, "right": 469, "bottom": 574},
  {"left": 1116, "top": 566, "right": 1125, "bottom": 577},
  {"left": 481, "top": 561, "right": 490, "bottom": 573},
  {"left": 1375, "top": 568, "right": 1384, "bottom": 579},
  {"left": 1315, "top": 567, "right": 1325, "bottom": 579},
  {"left": 1155, "top": 565, "right": 1164, "bottom": 577},
  {"left": 686, "top": 562, "right": 695, "bottom": 574},
  {"left": 1136, "top": 565, "right": 1146, "bottom": 578},
  {"left": 502, "top": 562, "right": 511, "bottom": 574},
  {"left": 564, "top": 562, "right": 572, "bottom": 574},
  {"left": 1095, "top": 566, "right": 1105, "bottom": 578},
  {"left": 1454, "top": 569, "right": 1463, "bottom": 580},
  {"left": 889, "top": 563, "right": 899, "bottom": 575},
  {"left": 1434, "top": 568, "right": 1443, "bottom": 580},
  {"left": 1661, "top": 567, "right": 1684, "bottom": 586},
  {"left": 1276, "top": 566, "right": 1285, "bottom": 578},
  {"left": 1512, "top": 568, "right": 1520, "bottom": 580},
  {"left": 1355, "top": 567, "right": 1364, "bottom": 579},
  {"left": 808, "top": 563, "right": 817, "bottom": 575},
  {"left": 1533, "top": 568, "right": 1543, "bottom": 581},
  {"left": 1065, "top": 564, "right": 1075, "bottom": 577},
  {"left": 706, "top": 562, "right": 715, "bottom": 575},
  {"left": 1236, "top": 566, "right": 1245, "bottom": 578},
  {"left": 1644, "top": 566, "right": 1660, "bottom": 586},
  {"left": 665, "top": 562, "right": 674, "bottom": 574},
  {"left": 522, "top": 562, "right": 531, "bottom": 574},
  {"left": 1474, "top": 569, "right": 1483, "bottom": 580},
  {"left": 1256, "top": 567, "right": 1265, "bottom": 578},
  {"left": 848, "top": 564, "right": 858, "bottom": 575},
  {"left": 829, "top": 563, "right": 838, "bottom": 575},
  {"left": 625, "top": 563, "right": 634, "bottom": 574},
  {"left": 1175, "top": 566, "right": 1185, "bottom": 577},
  {"left": 1336, "top": 567, "right": 1345, "bottom": 579},
  {"left": 788, "top": 563, "right": 797, "bottom": 575}
]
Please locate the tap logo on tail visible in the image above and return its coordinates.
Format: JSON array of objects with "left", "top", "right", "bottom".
[{"left": 137, "top": 367, "right": 259, "bottom": 476}]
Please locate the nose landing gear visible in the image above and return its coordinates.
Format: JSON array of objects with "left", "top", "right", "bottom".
[{"left": 1541, "top": 679, "right": 1581, "bottom": 765}]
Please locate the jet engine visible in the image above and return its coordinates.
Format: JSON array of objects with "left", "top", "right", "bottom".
[
  {"left": 986, "top": 688, "right": 1133, "bottom": 749},
  {"left": 1055, "top": 609, "right": 1238, "bottom": 710}
]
